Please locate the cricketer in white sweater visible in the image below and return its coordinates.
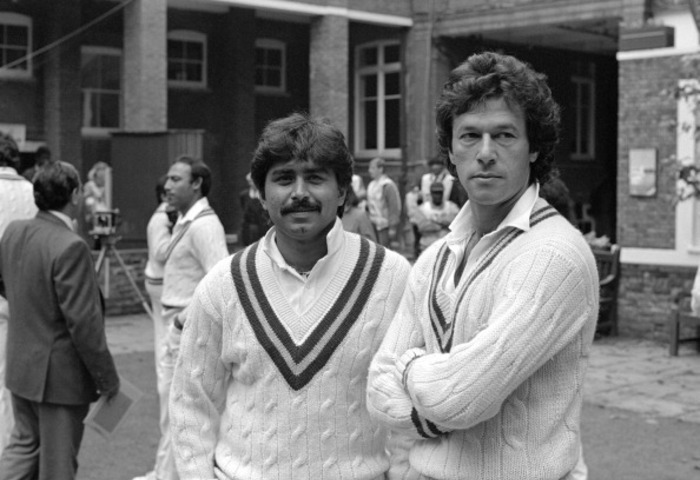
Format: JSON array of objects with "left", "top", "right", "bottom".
[
  {"left": 170, "top": 219, "right": 411, "bottom": 479},
  {"left": 367, "top": 185, "right": 599, "bottom": 479}
]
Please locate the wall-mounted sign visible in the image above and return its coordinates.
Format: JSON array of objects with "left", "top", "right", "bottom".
[{"left": 629, "top": 148, "right": 657, "bottom": 197}]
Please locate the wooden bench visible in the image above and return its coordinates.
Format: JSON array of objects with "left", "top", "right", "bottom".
[
  {"left": 593, "top": 244, "right": 620, "bottom": 336},
  {"left": 669, "top": 291, "right": 700, "bottom": 356}
]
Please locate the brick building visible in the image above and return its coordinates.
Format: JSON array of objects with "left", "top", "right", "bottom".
[{"left": 0, "top": 0, "right": 698, "bottom": 337}]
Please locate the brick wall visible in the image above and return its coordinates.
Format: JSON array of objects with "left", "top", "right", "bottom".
[
  {"left": 93, "top": 248, "right": 149, "bottom": 317},
  {"left": 617, "top": 53, "right": 700, "bottom": 339},
  {"left": 619, "top": 263, "right": 695, "bottom": 340}
]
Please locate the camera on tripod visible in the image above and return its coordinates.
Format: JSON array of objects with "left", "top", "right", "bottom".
[{"left": 89, "top": 209, "right": 121, "bottom": 237}]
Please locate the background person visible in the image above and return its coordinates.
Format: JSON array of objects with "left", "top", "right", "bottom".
[
  {"left": 0, "top": 132, "right": 38, "bottom": 454},
  {"left": 0, "top": 161, "right": 120, "bottom": 480},
  {"left": 367, "top": 51, "right": 598, "bottom": 479},
  {"left": 367, "top": 157, "right": 401, "bottom": 248},
  {"left": 170, "top": 113, "right": 412, "bottom": 479},
  {"left": 420, "top": 156, "right": 454, "bottom": 204},
  {"left": 239, "top": 172, "right": 269, "bottom": 246},
  {"left": 341, "top": 185, "right": 377, "bottom": 242},
  {"left": 133, "top": 155, "right": 228, "bottom": 480},
  {"left": 21, "top": 145, "right": 53, "bottom": 182},
  {"left": 415, "top": 181, "right": 459, "bottom": 253}
]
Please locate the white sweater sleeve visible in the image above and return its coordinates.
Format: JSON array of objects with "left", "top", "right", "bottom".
[
  {"left": 367, "top": 264, "right": 433, "bottom": 439},
  {"left": 403, "top": 243, "right": 598, "bottom": 432},
  {"left": 170, "top": 266, "right": 231, "bottom": 479}
]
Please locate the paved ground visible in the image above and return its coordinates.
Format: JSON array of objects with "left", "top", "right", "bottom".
[{"left": 105, "top": 313, "right": 700, "bottom": 425}]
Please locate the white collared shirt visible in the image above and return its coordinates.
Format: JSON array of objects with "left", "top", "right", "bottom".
[
  {"left": 48, "top": 210, "right": 75, "bottom": 231},
  {"left": 261, "top": 217, "right": 345, "bottom": 315},
  {"left": 444, "top": 183, "right": 540, "bottom": 293}
]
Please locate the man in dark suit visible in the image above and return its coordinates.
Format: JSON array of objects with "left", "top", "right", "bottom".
[{"left": 0, "top": 161, "right": 120, "bottom": 480}]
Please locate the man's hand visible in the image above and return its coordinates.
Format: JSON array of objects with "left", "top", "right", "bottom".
[{"left": 100, "top": 379, "right": 120, "bottom": 402}]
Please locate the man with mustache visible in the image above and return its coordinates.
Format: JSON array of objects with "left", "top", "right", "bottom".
[
  {"left": 169, "top": 112, "right": 412, "bottom": 479},
  {"left": 367, "top": 52, "right": 599, "bottom": 479},
  {"left": 134, "top": 155, "right": 228, "bottom": 480}
]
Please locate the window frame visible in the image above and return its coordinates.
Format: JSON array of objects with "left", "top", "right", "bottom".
[
  {"left": 353, "top": 40, "right": 402, "bottom": 159},
  {"left": 571, "top": 63, "right": 596, "bottom": 161},
  {"left": 167, "top": 30, "right": 207, "bottom": 89},
  {"left": 254, "top": 38, "right": 286, "bottom": 95},
  {"left": 81, "top": 46, "right": 122, "bottom": 136},
  {"left": 0, "top": 12, "right": 32, "bottom": 80}
]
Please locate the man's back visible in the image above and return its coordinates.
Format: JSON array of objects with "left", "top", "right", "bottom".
[{"left": 1, "top": 212, "right": 117, "bottom": 404}]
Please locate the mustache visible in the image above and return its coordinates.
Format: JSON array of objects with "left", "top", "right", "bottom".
[{"left": 280, "top": 198, "right": 321, "bottom": 215}]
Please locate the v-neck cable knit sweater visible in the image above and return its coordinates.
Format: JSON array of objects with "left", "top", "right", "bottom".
[
  {"left": 367, "top": 198, "right": 600, "bottom": 480},
  {"left": 170, "top": 233, "right": 411, "bottom": 480}
]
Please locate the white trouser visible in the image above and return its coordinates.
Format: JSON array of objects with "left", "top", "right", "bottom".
[
  {"left": 0, "top": 297, "right": 12, "bottom": 455},
  {"left": 153, "top": 304, "right": 182, "bottom": 480}
]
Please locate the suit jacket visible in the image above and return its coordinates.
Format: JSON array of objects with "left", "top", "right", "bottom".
[{"left": 0, "top": 211, "right": 119, "bottom": 405}]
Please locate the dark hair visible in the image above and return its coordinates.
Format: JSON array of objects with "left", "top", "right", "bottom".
[
  {"left": 250, "top": 112, "right": 353, "bottom": 215},
  {"left": 155, "top": 174, "right": 167, "bottom": 205},
  {"left": 172, "top": 155, "right": 212, "bottom": 197},
  {"left": 0, "top": 131, "right": 19, "bottom": 168},
  {"left": 33, "top": 161, "right": 81, "bottom": 211},
  {"left": 435, "top": 51, "right": 561, "bottom": 185}
]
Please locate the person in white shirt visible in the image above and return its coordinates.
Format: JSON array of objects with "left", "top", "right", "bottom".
[
  {"left": 367, "top": 157, "right": 401, "bottom": 248},
  {"left": 169, "top": 113, "right": 412, "bottom": 480},
  {"left": 416, "top": 182, "right": 459, "bottom": 253},
  {"left": 0, "top": 132, "right": 38, "bottom": 454},
  {"left": 133, "top": 156, "right": 228, "bottom": 480},
  {"left": 367, "top": 51, "right": 597, "bottom": 480},
  {"left": 420, "top": 156, "right": 454, "bottom": 204}
]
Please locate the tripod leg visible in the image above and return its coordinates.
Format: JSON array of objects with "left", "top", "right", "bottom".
[
  {"left": 94, "top": 245, "right": 108, "bottom": 274},
  {"left": 109, "top": 246, "right": 155, "bottom": 321}
]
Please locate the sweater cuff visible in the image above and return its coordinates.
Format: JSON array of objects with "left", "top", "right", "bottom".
[{"left": 397, "top": 347, "right": 426, "bottom": 392}]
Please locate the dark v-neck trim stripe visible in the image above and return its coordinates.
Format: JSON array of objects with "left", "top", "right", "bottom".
[
  {"left": 428, "top": 204, "right": 559, "bottom": 352},
  {"left": 231, "top": 238, "right": 386, "bottom": 391}
]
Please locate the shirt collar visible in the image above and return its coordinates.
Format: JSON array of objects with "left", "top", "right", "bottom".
[
  {"left": 262, "top": 217, "right": 345, "bottom": 276},
  {"left": 48, "top": 210, "right": 74, "bottom": 231},
  {"left": 447, "top": 182, "right": 540, "bottom": 244},
  {"left": 0, "top": 166, "right": 20, "bottom": 178},
  {"left": 177, "top": 197, "right": 209, "bottom": 225}
]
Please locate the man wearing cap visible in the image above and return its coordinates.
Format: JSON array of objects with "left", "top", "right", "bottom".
[
  {"left": 416, "top": 181, "right": 459, "bottom": 252},
  {"left": 420, "top": 156, "right": 454, "bottom": 204}
]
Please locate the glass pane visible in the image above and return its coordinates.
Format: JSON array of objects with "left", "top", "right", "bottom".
[
  {"left": 100, "top": 93, "right": 119, "bottom": 128},
  {"left": 168, "top": 40, "right": 183, "bottom": 59},
  {"left": 5, "top": 48, "right": 25, "bottom": 69},
  {"left": 102, "top": 55, "right": 121, "bottom": 90},
  {"left": 363, "top": 100, "right": 377, "bottom": 149},
  {"left": 255, "top": 67, "right": 264, "bottom": 86},
  {"left": 580, "top": 83, "right": 591, "bottom": 107},
  {"left": 362, "top": 75, "right": 377, "bottom": 98},
  {"left": 185, "top": 62, "right": 202, "bottom": 82},
  {"left": 268, "top": 48, "right": 281, "bottom": 67},
  {"left": 85, "top": 93, "right": 98, "bottom": 127},
  {"left": 267, "top": 68, "right": 281, "bottom": 87},
  {"left": 359, "top": 46, "right": 377, "bottom": 67},
  {"left": 255, "top": 48, "right": 264, "bottom": 65},
  {"left": 6, "top": 25, "right": 27, "bottom": 46},
  {"left": 384, "top": 98, "right": 400, "bottom": 148},
  {"left": 384, "top": 44, "right": 400, "bottom": 64},
  {"left": 187, "top": 41, "right": 203, "bottom": 60},
  {"left": 81, "top": 54, "right": 100, "bottom": 87},
  {"left": 580, "top": 107, "right": 590, "bottom": 154},
  {"left": 385, "top": 72, "right": 400, "bottom": 96}
]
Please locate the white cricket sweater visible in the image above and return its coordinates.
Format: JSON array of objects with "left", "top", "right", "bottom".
[
  {"left": 367, "top": 197, "right": 600, "bottom": 480},
  {"left": 170, "top": 233, "right": 411, "bottom": 480}
]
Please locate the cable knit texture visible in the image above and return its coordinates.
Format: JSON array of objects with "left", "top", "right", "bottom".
[
  {"left": 367, "top": 197, "right": 599, "bottom": 480},
  {"left": 170, "top": 233, "right": 411, "bottom": 480},
  {"left": 161, "top": 197, "right": 228, "bottom": 309}
]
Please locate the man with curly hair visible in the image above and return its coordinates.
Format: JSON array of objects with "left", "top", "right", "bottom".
[{"left": 367, "top": 51, "right": 599, "bottom": 479}]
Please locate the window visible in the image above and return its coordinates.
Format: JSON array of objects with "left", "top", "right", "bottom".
[
  {"left": 255, "top": 39, "right": 286, "bottom": 94},
  {"left": 168, "top": 30, "right": 206, "bottom": 88},
  {"left": 355, "top": 41, "right": 401, "bottom": 157},
  {"left": 81, "top": 47, "right": 121, "bottom": 132},
  {"left": 0, "top": 13, "right": 32, "bottom": 79},
  {"left": 571, "top": 62, "right": 595, "bottom": 160}
]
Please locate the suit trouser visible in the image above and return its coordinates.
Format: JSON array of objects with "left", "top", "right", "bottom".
[
  {"left": 0, "top": 394, "right": 89, "bottom": 480},
  {"left": 0, "top": 303, "right": 13, "bottom": 455},
  {"left": 153, "top": 306, "right": 182, "bottom": 480}
]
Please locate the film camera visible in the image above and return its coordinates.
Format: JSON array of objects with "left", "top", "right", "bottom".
[{"left": 89, "top": 209, "right": 121, "bottom": 237}]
